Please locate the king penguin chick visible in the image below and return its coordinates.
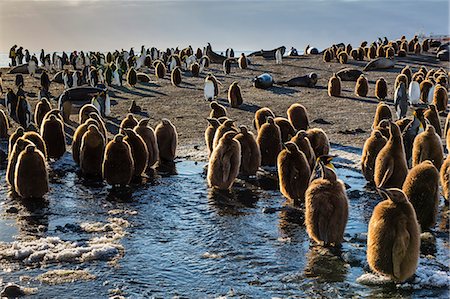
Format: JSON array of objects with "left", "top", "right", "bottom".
[
  {"left": 14, "top": 145, "right": 48, "bottom": 198},
  {"left": 306, "top": 128, "right": 330, "bottom": 157},
  {"left": 205, "top": 118, "right": 221, "bottom": 157},
  {"left": 40, "top": 114, "right": 66, "bottom": 159},
  {"left": 257, "top": 117, "right": 282, "bottom": 167},
  {"left": 207, "top": 131, "right": 241, "bottom": 190},
  {"left": 134, "top": 118, "right": 159, "bottom": 169},
  {"left": 103, "top": 134, "right": 134, "bottom": 187},
  {"left": 253, "top": 107, "right": 275, "bottom": 131},
  {"left": 209, "top": 101, "right": 227, "bottom": 119},
  {"left": 290, "top": 130, "right": 316, "bottom": 170},
  {"left": 120, "top": 114, "right": 138, "bottom": 134},
  {"left": 80, "top": 125, "right": 105, "bottom": 178},
  {"left": 234, "top": 125, "right": 261, "bottom": 177},
  {"left": 423, "top": 104, "right": 442, "bottom": 137},
  {"left": 367, "top": 188, "right": 420, "bottom": 282},
  {"left": 278, "top": 142, "right": 311, "bottom": 206},
  {"left": 372, "top": 102, "right": 392, "bottom": 129},
  {"left": 305, "top": 157, "right": 348, "bottom": 246},
  {"left": 123, "top": 128, "right": 148, "bottom": 178},
  {"left": 287, "top": 103, "right": 309, "bottom": 131},
  {"left": 228, "top": 82, "right": 243, "bottom": 108},
  {"left": 402, "top": 160, "right": 439, "bottom": 231},
  {"left": 374, "top": 121, "right": 408, "bottom": 188},
  {"left": 34, "top": 97, "right": 51, "bottom": 128},
  {"left": 362, "top": 130, "right": 388, "bottom": 183},
  {"left": 440, "top": 155, "right": 450, "bottom": 202},
  {"left": 274, "top": 117, "right": 296, "bottom": 143},
  {"left": 155, "top": 118, "right": 178, "bottom": 163},
  {"left": 412, "top": 121, "right": 443, "bottom": 170}
]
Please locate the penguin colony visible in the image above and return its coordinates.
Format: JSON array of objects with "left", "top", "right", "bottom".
[{"left": 1, "top": 37, "right": 448, "bottom": 285}]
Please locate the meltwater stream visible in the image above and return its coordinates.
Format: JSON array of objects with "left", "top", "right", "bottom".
[{"left": 0, "top": 152, "right": 448, "bottom": 298}]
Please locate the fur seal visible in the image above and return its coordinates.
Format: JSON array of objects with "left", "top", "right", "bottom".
[
  {"left": 34, "top": 98, "right": 52, "bottom": 128},
  {"left": 41, "top": 114, "right": 66, "bottom": 159},
  {"left": 57, "top": 86, "right": 109, "bottom": 121},
  {"left": 103, "top": 134, "right": 134, "bottom": 186},
  {"left": 336, "top": 68, "right": 363, "bottom": 82},
  {"left": 205, "top": 43, "right": 228, "bottom": 64},
  {"left": 328, "top": 73, "right": 341, "bottom": 97},
  {"left": 120, "top": 114, "right": 138, "bottom": 134},
  {"left": 207, "top": 131, "right": 241, "bottom": 190},
  {"left": 373, "top": 102, "right": 392, "bottom": 128},
  {"left": 306, "top": 128, "right": 330, "bottom": 157},
  {"left": 363, "top": 57, "right": 395, "bottom": 71},
  {"left": 367, "top": 187, "right": 420, "bottom": 282},
  {"left": 375, "top": 78, "right": 388, "bottom": 100},
  {"left": 290, "top": 130, "right": 316, "bottom": 170},
  {"left": 361, "top": 129, "right": 388, "bottom": 183},
  {"left": 277, "top": 73, "right": 318, "bottom": 88},
  {"left": 155, "top": 118, "right": 178, "bottom": 163},
  {"left": 305, "top": 158, "right": 348, "bottom": 246},
  {"left": 402, "top": 161, "right": 439, "bottom": 231},
  {"left": 209, "top": 101, "right": 227, "bottom": 119},
  {"left": 254, "top": 107, "right": 275, "bottom": 131},
  {"left": 257, "top": 117, "right": 282, "bottom": 167},
  {"left": 374, "top": 121, "right": 408, "bottom": 188},
  {"left": 134, "top": 118, "right": 159, "bottom": 169},
  {"left": 171, "top": 67, "right": 182, "bottom": 86},
  {"left": 249, "top": 46, "right": 286, "bottom": 59},
  {"left": 14, "top": 145, "right": 48, "bottom": 198},
  {"left": 287, "top": 103, "right": 309, "bottom": 131},
  {"left": 79, "top": 125, "right": 105, "bottom": 178},
  {"left": 412, "top": 122, "right": 443, "bottom": 170},
  {"left": 228, "top": 82, "right": 243, "bottom": 108},
  {"left": 234, "top": 125, "right": 261, "bottom": 176},
  {"left": 278, "top": 142, "right": 311, "bottom": 206},
  {"left": 253, "top": 73, "right": 274, "bottom": 89},
  {"left": 123, "top": 128, "right": 148, "bottom": 177},
  {"left": 355, "top": 75, "right": 369, "bottom": 97}
]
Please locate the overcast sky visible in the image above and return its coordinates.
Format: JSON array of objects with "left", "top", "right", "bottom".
[{"left": 0, "top": 0, "right": 448, "bottom": 53}]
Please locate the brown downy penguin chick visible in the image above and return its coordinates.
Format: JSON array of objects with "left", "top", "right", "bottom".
[
  {"left": 205, "top": 118, "right": 221, "bottom": 157},
  {"left": 401, "top": 66, "right": 412, "bottom": 83},
  {"left": 395, "top": 118, "right": 411, "bottom": 134},
  {"left": 103, "top": 134, "right": 134, "bottom": 187},
  {"left": 419, "top": 80, "right": 434, "bottom": 103},
  {"left": 134, "top": 118, "right": 159, "bottom": 169},
  {"left": 338, "top": 51, "right": 348, "bottom": 64},
  {"left": 40, "top": 114, "right": 66, "bottom": 159},
  {"left": 376, "top": 45, "right": 386, "bottom": 58},
  {"left": 367, "top": 188, "right": 420, "bottom": 282},
  {"left": 412, "top": 122, "right": 443, "bottom": 170},
  {"left": 367, "top": 46, "right": 376, "bottom": 59},
  {"left": 423, "top": 104, "right": 442, "bottom": 137},
  {"left": 23, "top": 131, "right": 47, "bottom": 159},
  {"left": 7, "top": 138, "right": 34, "bottom": 188},
  {"left": 207, "top": 131, "right": 241, "bottom": 190},
  {"left": 79, "top": 125, "right": 105, "bottom": 178},
  {"left": 155, "top": 118, "right": 178, "bottom": 163},
  {"left": 422, "top": 39, "right": 430, "bottom": 52},
  {"left": 8, "top": 127, "right": 24, "bottom": 157},
  {"left": 128, "top": 100, "right": 141, "bottom": 114},
  {"left": 274, "top": 117, "right": 296, "bottom": 143},
  {"left": 372, "top": 102, "right": 392, "bottom": 128},
  {"left": 376, "top": 119, "right": 392, "bottom": 139},
  {"left": 440, "top": 155, "right": 450, "bottom": 202},
  {"left": 238, "top": 53, "right": 248, "bottom": 69},
  {"left": 34, "top": 98, "right": 51, "bottom": 128},
  {"left": 402, "top": 161, "right": 439, "bottom": 231},
  {"left": 14, "top": 145, "right": 48, "bottom": 198},
  {"left": 0, "top": 109, "right": 9, "bottom": 139},
  {"left": 362, "top": 130, "right": 388, "bottom": 183},
  {"left": 398, "top": 49, "right": 407, "bottom": 57},
  {"left": 155, "top": 61, "right": 166, "bottom": 79},
  {"left": 305, "top": 158, "right": 348, "bottom": 246},
  {"left": 234, "top": 125, "right": 261, "bottom": 176},
  {"left": 278, "top": 142, "right": 311, "bottom": 206},
  {"left": 213, "top": 119, "right": 238, "bottom": 149},
  {"left": 123, "top": 128, "right": 148, "bottom": 178},
  {"left": 127, "top": 67, "right": 137, "bottom": 87},
  {"left": 209, "top": 101, "right": 227, "bottom": 119},
  {"left": 414, "top": 43, "right": 421, "bottom": 55},
  {"left": 357, "top": 47, "right": 365, "bottom": 60},
  {"left": 171, "top": 67, "right": 182, "bottom": 86},
  {"left": 290, "top": 130, "right": 316, "bottom": 170},
  {"left": 257, "top": 117, "right": 282, "bottom": 167},
  {"left": 355, "top": 75, "right": 369, "bottom": 97},
  {"left": 385, "top": 47, "right": 395, "bottom": 58},
  {"left": 328, "top": 73, "right": 341, "bottom": 97},
  {"left": 433, "top": 84, "right": 448, "bottom": 113},
  {"left": 190, "top": 62, "right": 200, "bottom": 77},
  {"left": 375, "top": 78, "right": 388, "bottom": 100},
  {"left": 254, "top": 107, "right": 275, "bottom": 131},
  {"left": 88, "top": 113, "right": 107, "bottom": 139},
  {"left": 306, "top": 128, "right": 330, "bottom": 157},
  {"left": 42, "top": 109, "right": 64, "bottom": 123},
  {"left": 223, "top": 58, "right": 232, "bottom": 74},
  {"left": 395, "top": 74, "right": 409, "bottom": 90},
  {"left": 323, "top": 50, "right": 332, "bottom": 62},
  {"left": 374, "top": 121, "right": 408, "bottom": 188},
  {"left": 79, "top": 104, "right": 100, "bottom": 124},
  {"left": 350, "top": 49, "right": 358, "bottom": 60},
  {"left": 228, "top": 82, "right": 243, "bottom": 108},
  {"left": 445, "top": 113, "right": 450, "bottom": 150},
  {"left": 287, "top": 103, "right": 309, "bottom": 131},
  {"left": 120, "top": 114, "right": 138, "bottom": 134}
]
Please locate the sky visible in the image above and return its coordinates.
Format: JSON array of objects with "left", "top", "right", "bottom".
[{"left": 0, "top": 0, "right": 448, "bottom": 53}]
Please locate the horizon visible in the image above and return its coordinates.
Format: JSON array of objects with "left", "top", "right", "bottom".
[{"left": 0, "top": 0, "right": 448, "bottom": 53}]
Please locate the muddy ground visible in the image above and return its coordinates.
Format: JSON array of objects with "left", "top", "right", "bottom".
[{"left": 0, "top": 51, "right": 448, "bottom": 162}]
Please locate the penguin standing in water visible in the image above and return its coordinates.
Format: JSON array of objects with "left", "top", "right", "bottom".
[
  {"left": 305, "top": 156, "right": 348, "bottom": 246},
  {"left": 367, "top": 188, "right": 420, "bottom": 282},
  {"left": 234, "top": 125, "right": 261, "bottom": 177},
  {"left": 134, "top": 118, "right": 159, "bottom": 170},
  {"left": 103, "top": 134, "right": 134, "bottom": 187},
  {"left": 123, "top": 128, "right": 148, "bottom": 178},
  {"left": 79, "top": 125, "right": 105, "bottom": 178},
  {"left": 40, "top": 114, "right": 66, "bottom": 160},
  {"left": 155, "top": 118, "right": 178, "bottom": 163},
  {"left": 361, "top": 130, "right": 387, "bottom": 183},
  {"left": 257, "top": 117, "right": 282, "bottom": 167}
]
